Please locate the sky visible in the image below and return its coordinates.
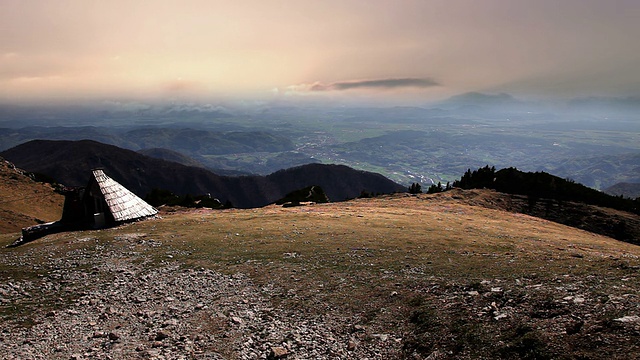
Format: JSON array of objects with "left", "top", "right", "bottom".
[{"left": 1, "top": 0, "right": 639, "bottom": 105}]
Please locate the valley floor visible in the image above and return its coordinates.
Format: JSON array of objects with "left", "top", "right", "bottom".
[{"left": 1, "top": 191, "right": 640, "bottom": 359}]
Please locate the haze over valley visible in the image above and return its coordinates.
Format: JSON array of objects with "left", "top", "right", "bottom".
[
  {"left": 2, "top": 1, "right": 639, "bottom": 193},
  {"left": 1, "top": 92, "right": 639, "bottom": 192}
]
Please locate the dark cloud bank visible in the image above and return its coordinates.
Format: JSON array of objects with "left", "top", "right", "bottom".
[{"left": 310, "top": 78, "right": 440, "bottom": 91}]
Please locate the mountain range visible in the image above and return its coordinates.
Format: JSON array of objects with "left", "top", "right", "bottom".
[
  {"left": 0, "top": 127, "right": 295, "bottom": 157},
  {"left": 605, "top": 182, "right": 640, "bottom": 199},
  {"left": 0, "top": 140, "right": 405, "bottom": 209}
]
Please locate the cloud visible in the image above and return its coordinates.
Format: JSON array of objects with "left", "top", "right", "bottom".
[{"left": 307, "top": 77, "right": 440, "bottom": 91}]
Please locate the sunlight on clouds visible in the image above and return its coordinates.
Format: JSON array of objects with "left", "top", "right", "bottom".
[{"left": 0, "top": 1, "right": 639, "bottom": 103}]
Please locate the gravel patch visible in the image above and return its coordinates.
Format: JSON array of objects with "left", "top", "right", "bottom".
[{"left": 1, "top": 236, "right": 403, "bottom": 359}]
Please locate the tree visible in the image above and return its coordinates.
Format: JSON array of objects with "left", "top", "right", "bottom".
[
  {"left": 427, "top": 182, "right": 445, "bottom": 194},
  {"left": 408, "top": 183, "right": 422, "bottom": 194},
  {"left": 453, "top": 165, "right": 496, "bottom": 189},
  {"left": 144, "top": 188, "right": 180, "bottom": 206}
]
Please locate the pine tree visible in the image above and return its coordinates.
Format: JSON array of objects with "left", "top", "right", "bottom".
[{"left": 408, "top": 183, "right": 422, "bottom": 194}]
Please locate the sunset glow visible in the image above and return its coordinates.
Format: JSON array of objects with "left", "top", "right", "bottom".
[{"left": 2, "top": 0, "right": 639, "bottom": 104}]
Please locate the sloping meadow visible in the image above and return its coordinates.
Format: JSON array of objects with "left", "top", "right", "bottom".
[{"left": 1, "top": 192, "right": 639, "bottom": 359}]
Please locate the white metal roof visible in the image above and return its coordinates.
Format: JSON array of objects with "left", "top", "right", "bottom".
[{"left": 92, "top": 169, "right": 157, "bottom": 222}]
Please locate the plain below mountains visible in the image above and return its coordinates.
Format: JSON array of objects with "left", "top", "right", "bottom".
[
  {"left": 0, "top": 126, "right": 319, "bottom": 175},
  {"left": 1, "top": 140, "right": 405, "bottom": 209},
  {"left": 0, "top": 127, "right": 295, "bottom": 155}
]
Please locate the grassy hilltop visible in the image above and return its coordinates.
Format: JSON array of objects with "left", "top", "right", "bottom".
[
  {"left": 0, "top": 157, "right": 63, "bottom": 234},
  {"left": 2, "top": 190, "right": 639, "bottom": 359}
]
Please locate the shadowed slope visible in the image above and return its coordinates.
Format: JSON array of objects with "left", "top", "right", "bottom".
[{"left": 1, "top": 140, "right": 405, "bottom": 208}]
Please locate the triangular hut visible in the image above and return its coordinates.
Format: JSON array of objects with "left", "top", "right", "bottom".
[
  {"left": 13, "top": 169, "right": 157, "bottom": 246},
  {"left": 62, "top": 169, "right": 157, "bottom": 228}
]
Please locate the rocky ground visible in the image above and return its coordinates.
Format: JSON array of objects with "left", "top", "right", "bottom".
[
  {"left": 2, "top": 194, "right": 640, "bottom": 359},
  {"left": 0, "top": 234, "right": 405, "bottom": 359}
]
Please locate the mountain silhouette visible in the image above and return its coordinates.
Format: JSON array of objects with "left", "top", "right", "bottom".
[{"left": 1, "top": 140, "right": 405, "bottom": 208}]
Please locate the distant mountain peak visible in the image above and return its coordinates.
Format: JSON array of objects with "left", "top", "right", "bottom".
[{"left": 443, "top": 92, "right": 519, "bottom": 105}]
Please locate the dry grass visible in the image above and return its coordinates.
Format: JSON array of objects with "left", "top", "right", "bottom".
[
  {"left": 0, "top": 160, "right": 63, "bottom": 233},
  {"left": 2, "top": 190, "right": 639, "bottom": 358},
  {"left": 3, "top": 191, "right": 638, "bottom": 295},
  {"left": 143, "top": 192, "right": 640, "bottom": 273}
]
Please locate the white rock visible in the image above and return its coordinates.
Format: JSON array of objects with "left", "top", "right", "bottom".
[{"left": 614, "top": 315, "right": 640, "bottom": 323}]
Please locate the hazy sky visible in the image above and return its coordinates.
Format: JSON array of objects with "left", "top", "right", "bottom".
[{"left": 1, "top": 0, "right": 639, "bottom": 104}]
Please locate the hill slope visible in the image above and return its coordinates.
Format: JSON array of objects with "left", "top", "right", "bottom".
[
  {"left": 447, "top": 187, "right": 640, "bottom": 244},
  {"left": 0, "top": 157, "right": 63, "bottom": 234},
  {"left": 136, "top": 148, "right": 205, "bottom": 168},
  {"left": 0, "top": 126, "right": 295, "bottom": 154},
  {"left": 1, "top": 140, "right": 405, "bottom": 208},
  {"left": 605, "top": 182, "right": 640, "bottom": 199},
  {"left": 453, "top": 166, "right": 640, "bottom": 242},
  {"left": 1, "top": 192, "right": 639, "bottom": 359},
  {"left": 548, "top": 152, "right": 640, "bottom": 189}
]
